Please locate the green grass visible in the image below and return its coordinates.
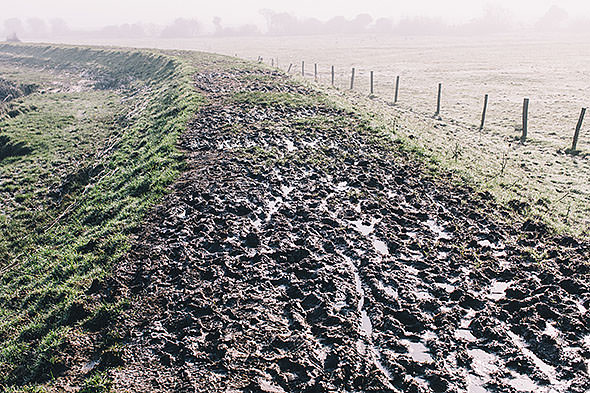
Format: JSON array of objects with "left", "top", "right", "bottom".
[{"left": 0, "top": 43, "right": 203, "bottom": 390}]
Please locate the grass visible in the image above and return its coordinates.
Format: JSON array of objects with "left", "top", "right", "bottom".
[
  {"left": 314, "top": 81, "right": 590, "bottom": 238},
  {"left": 0, "top": 43, "right": 203, "bottom": 390}
]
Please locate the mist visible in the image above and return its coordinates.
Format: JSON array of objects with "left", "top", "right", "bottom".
[{"left": 3, "top": 1, "right": 590, "bottom": 42}]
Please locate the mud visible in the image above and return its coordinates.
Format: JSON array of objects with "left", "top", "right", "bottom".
[{"left": 106, "top": 68, "right": 589, "bottom": 392}]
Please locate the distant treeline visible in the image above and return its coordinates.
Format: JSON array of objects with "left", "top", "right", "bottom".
[{"left": 3, "top": 6, "right": 590, "bottom": 40}]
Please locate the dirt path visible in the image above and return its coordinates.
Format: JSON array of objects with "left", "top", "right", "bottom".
[{"left": 108, "top": 68, "right": 589, "bottom": 392}]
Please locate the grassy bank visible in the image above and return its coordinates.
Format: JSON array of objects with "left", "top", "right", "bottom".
[{"left": 0, "top": 44, "right": 202, "bottom": 390}]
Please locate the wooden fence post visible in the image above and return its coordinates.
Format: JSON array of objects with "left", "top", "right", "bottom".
[
  {"left": 394, "top": 76, "right": 400, "bottom": 104},
  {"left": 287, "top": 63, "right": 292, "bottom": 74},
  {"left": 435, "top": 83, "right": 442, "bottom": 116},
  {"left": 302, "top": 61, "right": 305, "bottom": 77},
  {"left": 480, "top": 94, "right": 489, "bottom": 130},
  {"left": 370, "top": 71, "right": 374, "bottom": 95},
  {"left": 350, "top": 68, "right": 355, "bottom": 90},
  {"left": 571, "top": 107, "right": 587, "bottom": 152},
  {"left": 521, "top": 98, "right": 529, "bottom": 143},
  {"left": 331, "top": 66, "right": 335, "bottom": 86},
  {"left": 314, "top": 63, "right": 318, "bottom": 81}
]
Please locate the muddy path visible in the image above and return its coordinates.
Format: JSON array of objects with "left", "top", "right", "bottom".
[{"left": 106, "top": 68, "right": 590, "bottom": 392}]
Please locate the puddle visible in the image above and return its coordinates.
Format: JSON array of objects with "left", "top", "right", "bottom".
[
  {"left": 456, "top": 329, "right": 477, "bottom": 342},
  {"left": 281, "top": 185, "right": 294, "bottom": 197},
  {"left": 378, "top": 281, "right": 398, "bottom": 298},
  {"left": 506, "top": 330, "right": 564, "bottom": 389},
  {"left": 350, "top": 218, "right": 378, "bottom": 236},
  {"left": 336, "top": 181, "right": 350, "bottom": 192},
  {"left": 284, "top": 138, "right": 296, "bottom": 152},
  {"left": 486, "top": 280, "right": 511, "bottom": 301},
  {"left": 373, "top": 239, "right": 389, "bottom": 255},
  {"left": 576, "top": 300, "right": 587, "bottom": 314},
  {"left": 361, "top": 310, "right": 373, "bottom": 336},
  {"left": 434, "top": 282, "right": 455, "bottom": 293},
  {"left": 401, "top": 339, "right": 433, "bottom": 363},
  {"left": 342, "top": 253, "right": 394, "bottom": 388},
  {"left": 425, "top": 219, "right": 452, "bottom": 240},
  {"left": 266, "top": 197, "right": 283, "bottom": 221}
]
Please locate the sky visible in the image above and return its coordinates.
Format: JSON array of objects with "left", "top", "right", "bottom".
[{"left": 3, "top": 0, "right": 590, "bottom": 29}]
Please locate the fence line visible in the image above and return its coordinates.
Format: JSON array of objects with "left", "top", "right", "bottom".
[{"left": 274, "top": 57, "right": 587, "bottom": 153}]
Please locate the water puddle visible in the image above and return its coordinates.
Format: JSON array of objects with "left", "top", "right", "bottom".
[
  {"left": 378, "top": 281, "right": 398, "bottom": 298},
  {"left": 283, "top": 138, "right": 296, "bottom": 152},
  {"left": 266, "top": 197, "right": 283, "bottom": 221},
  {"left": 456, "top": 329, "right": 477, "bottom": 342},
  {"left": 281, "top": 184, "right": 294, "bottom": 198},
  {"left": 373, "top": 239, "right": 389, "bottom": 255},
  {"left": 486, "top": 280, "right": 511, "bottom": 301},
  {"left": 506, "top": 330, "right": 563, "bottom": 389},
  {"left": 336, "top": 181, "right": 350, "bottom": 192},
  {"left": 425, "top": 219, "right": 452, "bottom": 240},
  {"left": 350, "top": 218, "right": 378, "bottom": 236},
  {"left": 81, "top": 359, "right": 99, "bottom": 373},
  {"left": 434, "top": 282, "right": 456, "bottom": 293},
  {"left": 342, "top": 253, "right": 394, "bottom": 388},
  {"left": 401, "top": 339, "right": 433, "bottom": 363}
]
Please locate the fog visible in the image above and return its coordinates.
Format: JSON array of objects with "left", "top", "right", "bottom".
[{"left": 3, "top": 1, "right": 590, "bottom": 41}]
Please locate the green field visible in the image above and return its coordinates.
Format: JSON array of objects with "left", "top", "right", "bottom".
[{"left": 0, "top": 43, "right": 205, "bottom": 390}]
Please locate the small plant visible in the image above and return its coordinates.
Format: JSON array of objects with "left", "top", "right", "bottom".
[
  {"left": 500, "top": 151, "right": 509, "bottom": 176},
  {"left": 451, "top": 142, "right": 462, "bottom": 162}
]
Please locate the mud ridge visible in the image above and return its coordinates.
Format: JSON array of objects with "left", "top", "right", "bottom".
[{"left": 106, "top": 68, "right": 589, "bottom": 392}]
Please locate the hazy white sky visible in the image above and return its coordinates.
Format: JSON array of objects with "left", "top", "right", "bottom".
[{"left": 4, "top": 0, "right": 590, "bottom": 28}]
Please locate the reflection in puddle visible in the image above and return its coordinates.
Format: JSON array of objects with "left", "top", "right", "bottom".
[
  {"left": 361, "top": 310, "right": 373, "bottom": 336},
  {"left": 425, "top": 219, "right": 452, "bottom": 240},
  {"left": 456, "top": 329, "right": 477, "bottom": 342},
  {"left": 350, "top": 218, "right": 378, "bottom": 236},
  {"left": 506, "top": 330, "right": 564, "bottom": 389},
  {"left": 373, "top": 239, "right": 389, "bottom": 255},
  {"left": 281, "top": 185, "right": 294, "bottom": 197},
  {"left": 486, "top": 280, "right": 511, "bottom": 301},
  {"left": 267, "top": 197, "right": 283, "bottom": 221},
  {"left": 401, "top": 339, "right": 433, "bottom": 363},
  {"left": 284, "top": 138, "right": 295, "bottom": 152},
  {"left": 434, "top": 282, "right": 455, "bottom": 293},
  {"left": 342, "top": 253, "right": 394, "bottom": 387}
]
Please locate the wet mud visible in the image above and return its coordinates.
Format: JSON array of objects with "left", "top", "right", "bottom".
[{"left": 108, "top": 68, "right": 590, "bottom": 392}]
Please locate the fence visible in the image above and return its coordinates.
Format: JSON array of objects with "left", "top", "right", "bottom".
[{"left": 268, "top": 57, "right": 587, "bottom": 154}]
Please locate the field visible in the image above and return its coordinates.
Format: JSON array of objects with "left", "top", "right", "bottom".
[
  {"left": 0, "top": 42, "right": 588, "bottom": 393},
  {"left": 57, "top": 34, "right": 590, "bottom": 236}
]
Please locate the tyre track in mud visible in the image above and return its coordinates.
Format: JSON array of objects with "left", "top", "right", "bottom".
[{"left": 109, "top": 68, "right": 590, "bottom": 392}]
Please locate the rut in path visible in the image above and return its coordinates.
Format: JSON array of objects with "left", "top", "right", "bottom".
[{"left": 108, "top": 69, "right": 590, "bottom": 392}]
